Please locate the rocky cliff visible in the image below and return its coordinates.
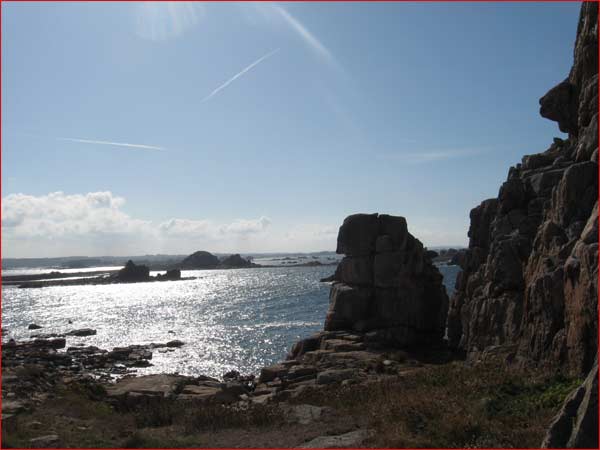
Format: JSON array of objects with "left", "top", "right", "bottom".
[
  {"left": 447, "top": 2, "right": 598, "bottom": 377},
  {"left": 542, "top": 358, "right": 598, "bottom": 448},
  {"left": 323, "top": 213, "right": 448, "bottom": 347}
]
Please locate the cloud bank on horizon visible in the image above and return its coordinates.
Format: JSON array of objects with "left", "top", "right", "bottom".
[
  {"left": 1, "top": 191, "right": 467, "bottom": 258},
  {"left": 0, "top": 191, "right": 337, "bottom": 257}
]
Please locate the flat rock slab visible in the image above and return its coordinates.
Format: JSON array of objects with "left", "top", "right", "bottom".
[
  {"left": 314, "top": 350, "right": 383, "bottom": 369},
  {"left": 178, "top": 384, "right": 243, "bottom": 404},
  {"left": 322, "top": 339, "right": 366, "bottom": 352},
  {"left": 66, "top": 328, "right": 96, "bottom": 337},
  {"left": 300, "top": 429, "right": 369, "bottom": 448},
  {"left": 259, "top": 363, "right": 289, "bottom": 383},
  {"left": 317, "top": 369, "right": 358, "bottom": 385},
  {"left": 181, "top": 384, "right": 220, "bottom": 397},
  {"left": 106, "top": 374, "right": 188, "bottom": 398},
  {"left": 287, "top": 365, "right": 317, "bottom": 379}
]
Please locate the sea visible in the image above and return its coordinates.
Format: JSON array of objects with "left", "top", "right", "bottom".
[{"left": 1, "top": 256, "right": 461, "bottom": 379}]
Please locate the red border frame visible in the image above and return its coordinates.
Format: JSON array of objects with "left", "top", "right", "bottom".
[{"left": 0, "top": 2, "right": 598, "bottom": 450}]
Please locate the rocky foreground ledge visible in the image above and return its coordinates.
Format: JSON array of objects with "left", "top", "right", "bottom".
[{"left": 1, "top": 324, "right": 461, "bottom": 448}]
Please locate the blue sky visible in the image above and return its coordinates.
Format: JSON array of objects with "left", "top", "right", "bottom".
[{"left": 1, "top": 1, "right": 580, "bottom": 257}]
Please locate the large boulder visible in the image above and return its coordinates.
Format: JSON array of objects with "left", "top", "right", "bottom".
[{"left": 325, "top": 213, "right": 448, "bottom": 346}]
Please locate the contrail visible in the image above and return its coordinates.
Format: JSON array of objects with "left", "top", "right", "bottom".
[
  {"left": 58, "top": 137, "right": 165, "bottom": 150},
  {"left": 201, "top": 48, "right": 280, "bottom": 103},
  {"left": 270, "top": 6, "right": 332, "bottom": 64}
]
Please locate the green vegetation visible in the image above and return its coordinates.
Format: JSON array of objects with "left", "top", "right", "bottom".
[
  {"left": 288, "top": 362, "right": 579, "bottom": 448},
  {"left": 1, "top": 362, "right": 576, "bottom": 448}
]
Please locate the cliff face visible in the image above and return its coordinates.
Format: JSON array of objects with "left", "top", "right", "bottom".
[{"left": 447, "top": 2, "right": 598, "bottom": 376}]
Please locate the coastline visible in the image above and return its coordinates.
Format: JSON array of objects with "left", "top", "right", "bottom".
[
  {"left": 3, "top": 261, "right": 338, "bottom": 289},
  {"left": 1, "top": 321, "right": 578, "bottom": 448}
]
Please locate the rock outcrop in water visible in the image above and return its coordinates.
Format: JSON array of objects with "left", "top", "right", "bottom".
[
  {"left": 180, "top": 251, "right": 220, "bottom": 269},
  {"left": 219, "top": 254, "right": 256, "bottom": 268},
  {"left": 447, "top": 2, "right": 597, "bottom": 377},
  {"left": 117, "top": 260, "right": 150, "bottom": 282},
  {"left": 179, "top": 251, "right": 257, "bottom": 269},
  {"left": 323, "top": 213, "right": 448, "bottom": 347}
]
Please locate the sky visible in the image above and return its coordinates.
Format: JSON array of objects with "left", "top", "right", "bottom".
[{"left": 1, "top": 1, "right": 581, "bottom": 258}]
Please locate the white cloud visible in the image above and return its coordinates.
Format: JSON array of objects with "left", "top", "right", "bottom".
[
  {"left": 1, "top": 192, "right": 467, "bottom": 257},
  {"left": 158, "top": 218, "right": 212, "bottom": 238},
  {"left": 219, "top": 216, "right": 272, "bottom": 236},
  {"left": 135, "top": 2, "right": 205, "bottom": 41},
  {"left": 1, "top": 192, "right": 147, "bottom": 238},
  {"left": 1, "top": 191, "right": 272, "bottom": 257}
]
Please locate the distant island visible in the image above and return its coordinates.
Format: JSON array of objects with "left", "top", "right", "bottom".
[
  {"left": 1, "top": 250, "right": 342, "bottom": 271},
  {"left": 9, "top": 260, "right": 190, "bottom": 289},
  {"left": 3, "top": 250, "right": 340, "bottom": 288}
]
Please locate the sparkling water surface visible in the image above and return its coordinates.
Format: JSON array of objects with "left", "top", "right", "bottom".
[{"left": 2, "top": 265, "right": 460, "bottom": 379}]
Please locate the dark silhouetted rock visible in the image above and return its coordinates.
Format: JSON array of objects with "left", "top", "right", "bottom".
[
  {"left": 219, "top": 254, "right": 254, "bottom": 268},
  {"left": 425, "top": 250, "right": 439, "bottom": 259},
  {"left": 32, "top": 338, "right": 66, "bottom": 349},
  {"left": 27, "top": 324, "right": 42, "bottom": 330},
  {"left": 325, "top": 214, "right": 448, "bottom": 347},
  {"left": 319, "top": 274, "right": 336, "bottom": 283},
  {"left": 449, "top": 249, "right": 467, "bottom": 266},
  {"left": 157, "top": 269, "right": 181, "bottom": 280},
  {"left": 117, "top": 260, "right": 150, "bottom": 282},
  {"left": 66, "top": 328, "right": 96, "bottom": 337},
  {"left": 540, "top": 80, "right": 578, "bottom": 134},
  {"left": 223, "top": 370, "right": 240, "bottom": 380},
  {"left": 336, "top": 213, "right": 379, "bottom": 256},
  {"left": 180, "top": 251, "right": 219, "bottom": 269}
]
